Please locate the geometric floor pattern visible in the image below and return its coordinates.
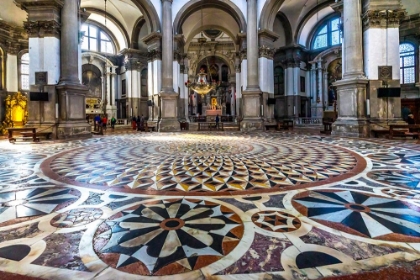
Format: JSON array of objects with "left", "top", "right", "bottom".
[{"left": 0, "top": 131, "right": 420, "bottom": 279}]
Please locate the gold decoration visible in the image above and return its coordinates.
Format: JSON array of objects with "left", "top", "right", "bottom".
[{"left": 1, "top": 92, "right": 28, "bottom": 135}]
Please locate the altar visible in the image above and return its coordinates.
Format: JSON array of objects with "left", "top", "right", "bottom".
[{"left": 206, "top": 109, "right": 222, "bottom": 116}]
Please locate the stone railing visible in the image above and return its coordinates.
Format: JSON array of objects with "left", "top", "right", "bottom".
[{"left": 295, "top": 117, "right": 323, "bottom": 125}]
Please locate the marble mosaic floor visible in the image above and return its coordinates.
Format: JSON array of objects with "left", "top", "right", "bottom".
[{"left": 1, "top": 131, "right": 420, "bottom": 279}]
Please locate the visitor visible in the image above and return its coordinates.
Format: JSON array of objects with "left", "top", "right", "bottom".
[
  {"left": 94, "top": 114, "right": 101, "bottom": 131},
  {"left": 407, "top": 114, "right": 415, "bottom": 125},
  {"left": 102, "top": 116, "right": 107, "bottom": 131},
  {"left": 140, "top": 114, "right": 145, "bottom": 131},
  {"left": 136, "top": 116, "right": 141, "bottom": 131},
  {"left": 215, "top": 114, "right": 220, "bottom": 129},
  {"left": 132, "top": 116, "right": 137, "bottom": 130},
  {"left": 111, "top": 116, "right": 116, "bottom": 129}
]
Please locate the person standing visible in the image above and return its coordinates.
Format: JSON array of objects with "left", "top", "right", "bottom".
[
  {"left": 94, "top": 114, "right": 101, "bottom": 131},
  {"left": 215, "top": 114, "right": 220, "bottom": 129},
  {"left": 111, "top": 116, "right": 116, "bottom": 129},
  {"left": 102, "top": 115, "right": 108, "bottom": 131}
]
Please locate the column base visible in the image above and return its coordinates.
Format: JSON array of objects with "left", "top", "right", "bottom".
[
  {"left": 159, "top": 92, "right": 179, "bottom": 132},
  {"left": 240, "top": 118, "right": 263, "bottom": 132},
  {"left": 158, "top": 118, "right": 180, "bottom": 132},
  {"left": 331, "top": 118, "right": 369, "bottom": 138},
  {"left": 56, "top": 121, "right": 91, "bottom": 139},
  {"left": 242, "top": 89, "right": 262, "bottom": 131}
]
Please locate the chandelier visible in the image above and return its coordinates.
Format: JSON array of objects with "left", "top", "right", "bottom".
[{"left": 185, "top": 67, "right": 219, "bottom": 96}]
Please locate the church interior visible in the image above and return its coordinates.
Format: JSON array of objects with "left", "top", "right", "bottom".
[{"left": 0, "top": 0, "right": 420, "bottom": 279}]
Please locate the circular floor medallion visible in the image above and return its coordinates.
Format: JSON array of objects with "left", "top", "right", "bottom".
[
  {"left": 292, "top": 190, "right": 420, "bottom": 242},
  {"left": 42, "top": 134, "right": 364, "bottom": 196},
  {"left": 93, "top": 198, "right": 244, "bottom": 275}
]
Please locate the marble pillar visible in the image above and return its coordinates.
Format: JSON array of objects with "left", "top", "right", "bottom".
[
  {"left": 332, "top": 0, "right": 369, "bottom": 137},
  {"left": 56, "top": 0, "right": 91, "bottom": 139},
  {"left": 159, "top": 0, "right": 179, "bottom": 131},
  {"left": 241, "top": 0, "right": 262, "bottom": 131},
  {"left": 362, "top": 1, "right": 406, "bottom": 133}
]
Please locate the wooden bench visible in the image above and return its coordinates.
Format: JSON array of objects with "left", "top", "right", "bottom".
[
  {"left": 389, "top": 124, "right": 420, "bottom": 139},
  {"left": 20, "top": 131, "right": 52, "bottom": 140},
  {"left": 264, "top": 123, "right": 278, "bottom": 131},
  {"left": 198, "top": 122, "right": 224, "bottom": 131},
  {"left": 371, "top": 129, "right": 389, "bottom": 138},
  {"left": 276, "top": 119, "right": 294, "bottom": 130},
  {"left": 8, "top": 127, "right": 38, "bottom": 143}
]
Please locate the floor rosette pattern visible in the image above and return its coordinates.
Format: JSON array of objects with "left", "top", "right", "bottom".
[
  {"left": 292, "top": 189, "right": 420, "bottom": 241},
  {"left": 1, "top": 132, "right": 420, "bottom": 279},
  {"left": 93, "top": 198, "right": 244, "bottom": 275},
  {"left": 43, "top": 134, "right": 361, "bottom": 195}
]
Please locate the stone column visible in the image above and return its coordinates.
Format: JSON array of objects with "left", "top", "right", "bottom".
[
  {"left": 332, "top": 0, "right": 369, "bottom": 137},
  {"left": 258, "top": 30, "right": 278, "bottom": 121},
  {"left": 54, "top": 0, "right": 91, "bottom": 138},
  {"left": 159, "top": 0, "right": 179, "bottom": 131},
  {"left": 362, "top": 1, "right": 406, "bottom": 133},
  {"left": 241, "top": 0, "right": 262, "bottom": 131},
  {"left": 143, "top": 32, "right": 162, "bottom": 124}
]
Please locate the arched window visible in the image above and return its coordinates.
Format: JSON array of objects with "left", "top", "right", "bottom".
[
  {"left": 20, "top": 53, "right": 30, "bottom": 91},
  {"left": 312, "top": 17, "right": 342, "bottom": 50},
  {"left": 81, "top": 24, "right": 115, "bottom": 54},
  {"left": 274, "top": 66, "right": 284, "bottom": 96},
  {"left": 400, "top": 43, "right": 415, "bottom": 84}
]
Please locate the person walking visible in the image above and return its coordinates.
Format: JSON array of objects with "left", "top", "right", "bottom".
[{"left": 102, "top": 116, "right": 108, "bottom": 131}]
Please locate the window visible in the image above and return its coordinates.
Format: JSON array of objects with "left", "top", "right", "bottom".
[
  {"left": 21, "top": 53, "right": 29, "bottom": 91},
  {"left": 274, "top": 66, "right": 284, "bottom": 96},
  {"left": 81, "top": 24, "right": 115, "bottom": 54},
  {"left": 312, "top": 17, "right": 342, "bottom": 50},
  {"left": 400, "top": 43, "right": 415, "bottom": 84}
]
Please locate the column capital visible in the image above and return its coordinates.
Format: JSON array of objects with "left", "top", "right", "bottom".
[
  {"left": 259, "top": 46, "right": 275, "bottom": 59},
  {"left": 362, "top": 9, "right": 407, "bottom": 29},
  {"left": 24, "top": 20, "right": 61, "bottom": 39},
  {"left": 148, "top": 50, "right": 162, "bottom": 62}
]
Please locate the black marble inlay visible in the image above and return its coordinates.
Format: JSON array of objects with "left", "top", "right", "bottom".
[
  {"left": 0, "top": 245, "right": 31, "bottom": 261},
  {"left": 296, "top": 251, "right": 342, "bottom": 269}
]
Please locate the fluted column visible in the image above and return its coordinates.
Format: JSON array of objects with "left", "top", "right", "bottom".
[
  {"left": 59, "top": 0, "right": 79, "bottom": 84},
  {"left": 241, "top": 0, "right": 262, "bottom": 131},
  {"left": 332, "top": 0, "right": 369, "bottom": 137}
]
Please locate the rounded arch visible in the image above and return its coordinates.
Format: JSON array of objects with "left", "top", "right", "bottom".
[
  {"left": 259, "top": 0, "right": 286, "bottom": 32},
  {"left": 132, "top": 17, "right": 147, "bottom": 50},
  {"left": 84, "top": 9, "right": 129, "bottom": 51},
  {"left": 131, "top": 0, "right": 161, "bottom": 33},
  {"left": 307, "top": 13, "right": 341, "bottom": 50},
  {"left": 274, "top": 12, "right": 293, "bottom": 47},
  {"left": 174, "top": 0, "right": 247, "bottom": 35},
  {"left": 295, "top": 0, "right": 336, "bottom": 46}
]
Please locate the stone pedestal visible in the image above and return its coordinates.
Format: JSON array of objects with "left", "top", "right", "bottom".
[
  {"left": 158, "top": 94, "right": 179, "bottom": 131},
  {"left": 332, "top": 78, "right": 369, "bottom": 137},
  {"left": 241, "top": 90, "right": 262, "bottom": 131},
  {"left": 56, "top": 84, "right": 91, "bottom": 139}
]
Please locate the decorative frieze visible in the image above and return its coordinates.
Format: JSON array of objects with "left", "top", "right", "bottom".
[
  {"left": 362, "top": 9, "right": 406, "bottom": 29},
  {"left": 24, "top": 20, "right": 61, "bottom": 38}
]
